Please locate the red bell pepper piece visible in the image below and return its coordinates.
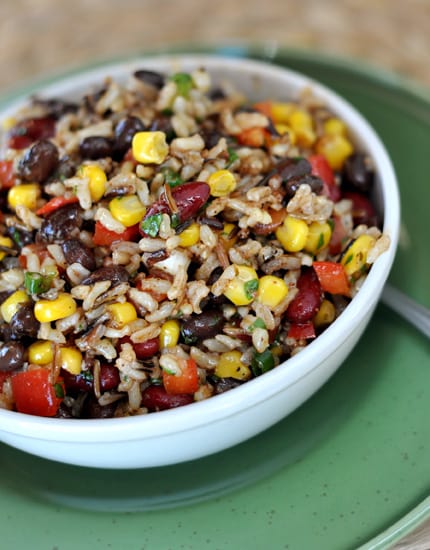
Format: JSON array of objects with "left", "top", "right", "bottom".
[
  {"left": 93, "top": 221, "right": 140, "bottom": 246},
  {"left": 309, "top": 154, "right": 341, "bottom": 202},
  {"left": 253, "top": 101, "right": 274, "bottom": 119},
  {"left": 36, "top": 196, "right": 79, "bottom": 216},
  {"left": 313, "top": 261, "right": 351, "bottom": 296},
  {"left": 0, "top": 160, "right": 17, "bottom": 189},
  {"left": 11, "top": 368, "right": 63, "bottom": 417},
  {"left": 287, "top": 321, "right": 316, "bottom": 340},
  {"left": 162, "top": 358, "right": 199, "bottom": 395}
]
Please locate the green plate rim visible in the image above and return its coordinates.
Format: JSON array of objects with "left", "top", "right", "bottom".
[{"left": 0, "top": 42, "right": 429, "bottom": 549}]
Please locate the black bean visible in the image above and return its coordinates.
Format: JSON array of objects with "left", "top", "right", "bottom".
[
  {"left": 199, "top": 217, "right": 224, "bottom": 230},
  {"left": 18, "top": 139, "right": 59, "bottom": 183},
  {"left": 80, "top": 265, "right": 129, "bottom": 286},
  {"left": 150, "top": 117, "right": 175, "bottom": 142},
  {"left": 9, "top": 304, "right": 40, "bottom": 339},
  {"left": 62, "top": 239, "right": 96, "bottom": 271},
  {"left": 258, "top": 157, "right": 311, "bottom": 188},
  {"left": 112, "top": 116, "right": 146, "bottom": 159},
  {"left": 0, "top": 291, "right": 12, "bottom": 304},
  {"left": 55, "top": 156, "right": 77, "bottom": 180},
  {"left": 208, "top": 87, "right": 227, "bottom": 101},
  {"left": 55, "top": 402, "right": 74, "bottom": 418},
  {"left": 181, "top": 310, "right": 225, "bottom": 344},
  {"left": 284, "top": 174, "right": 323, "bottom": 200},
  {"left": 211, "top": 376, "right": 243, "bottom": 394},
  {"left": 32, "top": 97, "right": 78, "bottom": 119},
  {"left": 38, "top": 204, "right": 83, "bottom": 243},
  {"left": 342, "top": 153, "right": 374, "bottom": 193},
  {"left": 83, "top": 396, "right": 118, "bottom": 418},
  {"left": 79, "top": 136, "right": 113, "bottom": 160},
  {"left": 133, "top": 69, "right": 165, "bottom": 89},
  {"left": 0, "top": 341, "right": 25, "bottom": 372},
  {"left": 6, "top": 226, "right": 34, "bottom": 249}
]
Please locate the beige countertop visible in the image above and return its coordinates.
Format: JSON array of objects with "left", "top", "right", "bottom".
[{"left": 0, "top": 0, "right": 429, "bottom": 547}]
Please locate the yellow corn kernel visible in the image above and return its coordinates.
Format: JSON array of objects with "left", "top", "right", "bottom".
[
  {"left": 341, "top": 234, "right": 376, "bottom": 276},
  {"left": 207, "top": 170, "right": 237, "bottom": 197},
  {"left": 257, "top": 275, "right": 289, "bottom": 309},
  {"left": 34, "top": 293, "right": 77, "bottom": 323},
  {"left": 59, "top": 347, "right": 83, "bottom": 375},
  {"left": 304, "top": 221, "right": 332, "bottom": 255},
  {"left": 178, "top": 222, "right": 200, "bottom": 247},
  {"left": 159, "top": 319, "right": 180, "bottom": 348},
  {"left": 2, "top": 116, "right": 17, "bottom": 131},
  {"left": 274, "top": 124, "right": 296, "bottom": 144},
  {"left": 215, "top": 350, "right": 251, "bottom": 381},
  {"left": 288, "top": 109, "right": 316, "bottom": 147},
  {"left": 223, "top": 265, "right": 259, "bottom": 306},
  {"left": 316, "top": 134, "right": 354, "bottom": 171},
  {"left": 0, "top": 236, "right": 14, "bottom": 261},
  {"left": 7, "top": 183, "right": 40, "bottom": 210},
  {"left": 79, "top": 165, "right": 107, "bottom": 201},
  {"left": 275, "top": 216, "right": 309, "bottom": 252},
  {"left": 220, "top": 223, "right": 238, "bottom": 251},
  {"left": 323, "top": 117, "right": 348, "bottom": 136},
  {"left": 0, "top": 290, "right": 30, "bottom": 323},
  {"left": 314, "top": 299, "right": 336, "bottom": 328},
  {"left": 109, "top": 195, "right": 146, "bottom": 227},
  {"left": 28, "top": 340, "right": 54, "bottom": 365},
  {"left": 107, "top": 302, "right": 137, "bottom": 328},
  {"left": 271, "top": 102, "right": 295, "bottom": 124},
  {"left": 132, "top": 131, "right": 169, "bottom": 164}
]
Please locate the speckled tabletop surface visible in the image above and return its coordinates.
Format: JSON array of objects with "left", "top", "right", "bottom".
[{"left": 0, "top": 0, "right": 429, "bottom": 547}]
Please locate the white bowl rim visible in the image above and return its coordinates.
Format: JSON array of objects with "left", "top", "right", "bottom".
[{"left": 0, "top": 54, "right": 400, "bottom": 443}]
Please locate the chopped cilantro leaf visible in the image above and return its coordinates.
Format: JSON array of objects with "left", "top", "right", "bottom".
[
  {"left": 140, "top": 213, "right": 163, "bottom": 237},
  {"left": 244, "top": 279, "right": 259, "bottom": 300},
  {"left": 170, "top": 72, "right": 193, "bottom": 97}
]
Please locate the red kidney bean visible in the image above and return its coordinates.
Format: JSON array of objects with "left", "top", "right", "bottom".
[
  {"left": 8, "top": 116, "right": 56, "bottom": 149},
  {"left": 142, "top": 182, "right": 210, "bottom": 228},
  {"left": 62, "top": 369, "right": 94, "bottom": 393},
  {"left": 141, "top": 385, "right": 193, "bottom": 411},
  {"left": 119, "top": 335, "right": 160, "bottom": 360},
  {"left": 286, "top": 266, "right": 323, "bottom": 323},
  {"left": 99, "top": 364, "right": 120, "bottom": 392},
  {"left": 342, "top": 191, "right": 378, "bottom": 227},
  {"left": 18, "top": 139, "right": 59, "bottom": 183}
]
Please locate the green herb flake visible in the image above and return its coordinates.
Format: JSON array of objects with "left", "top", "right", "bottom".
[
  {"left": 344, "top": 253, "right": 353, "bottom": 265},
  {"left": 249, "top": 318, "right": 266, "bottom": 332},
  {"left": 24, "top": 271, "right": 53, "bottom": 295},
  {"left": 327, "top": 218, "right": 335, "bottom": 232},
  {"left": 170, "top": 212, "right": 181, "bottom": 229},
  {"left": 317, "top": 232, "right": 325, "bottom": 250},
  {"left": 81, "top": 370, "right": 94, "bottom": 382},
  {"left": 244, "top": 279, "right": 259, "bottom": 300},
  {"left": 251, "top": 349, "right": 275, "bottom": 376},
  {"left": 54, "top": 383, "right": 65, "bottom": 399},
  {"left": 226, "top": 148, "right": 239, "bottom": 167},
  {"left": 170, "top": 72, "right": 193, "bottom": 97},
  {"left": 161, "top": 167, "right": 183, "bottom": 188},
  {"left": 11, "top": 229, "right": 22, "bottom": 248},
  {"left": 140, "top": 213, "right": 163, "bottom": 237}
]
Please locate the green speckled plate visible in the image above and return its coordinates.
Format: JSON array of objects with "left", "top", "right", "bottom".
[{"left": 1, "top": 46, "right": 429, "bottom": 550}]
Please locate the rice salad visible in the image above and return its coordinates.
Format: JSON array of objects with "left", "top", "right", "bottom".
[{"left": 0, "top": 66, "right": 389, "bottom": 418}]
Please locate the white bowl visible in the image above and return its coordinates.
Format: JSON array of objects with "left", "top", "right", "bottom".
[{"left": 0, "top": 54, "right": 400, "bottom": 469}]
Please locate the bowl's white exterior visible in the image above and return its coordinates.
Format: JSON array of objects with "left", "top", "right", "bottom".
[{"left": 0, "top": 55, "right": 400, "bottom": 469}]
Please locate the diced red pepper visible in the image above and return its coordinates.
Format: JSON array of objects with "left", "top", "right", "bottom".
[
  {"left": 0, "top": 160, "right": 17, "bottom": 189},
  {"left": 287, "top": 321, "right": 316, "bottom": 340},
  {"left": 309, "top": 154, "right": 341, "bottom": 202},
  {"left": 162, "top": 358, "right": 199, "bottom": 395},
  {"left": 237, "top": 127, "right": 271, "bottom": 148},
  {"left": 313, "top": 261, "right": 351, "bottom": 296},
  {"left": 253, "top": 101, "right": 273, "bottom": 119},
  {"left": 36, "top": 196, "right": 79, "bottom": 216},
  {"left": 18, "top": 243, "right": 52, "bottom": 269},
  {"left": 11, "top": 368, "right": 62, "bottom": 417},
  {"left": 93, "top": 221, "right": 140, "bottom": 246}
]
